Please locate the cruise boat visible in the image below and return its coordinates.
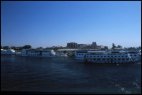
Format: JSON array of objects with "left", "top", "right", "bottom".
[
  {"left": 75, "top": 50, "right": 140, "bottom": 64},
  {"left": 127, "top": 50, "right": 141, "bottom": 62},
  {"left": 21, "top": 49, "right": 56, "bottom": 57},
  {"left": 75, "top": 50, "right": 88, "bottom": 62}
]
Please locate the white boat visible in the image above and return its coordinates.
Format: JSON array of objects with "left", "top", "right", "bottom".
[
  {"left": 21, "top": 49, "right": 56, "bottom": 57},
  {"left": 127, "top": 51, "right": 141, "bottom": 62},
  {"left": 75, "top": 50, "right": 88, "bottom": 62},
  {"left": 75, "top": 50, "right": 140, "bottom": 64},
  {"left": 1, "top": 49, "right": 16, "bottom": 55}
]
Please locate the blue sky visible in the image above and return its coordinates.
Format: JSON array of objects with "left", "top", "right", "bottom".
[{"left": 1, "top": 1, "right": 141, "bottom": 48}]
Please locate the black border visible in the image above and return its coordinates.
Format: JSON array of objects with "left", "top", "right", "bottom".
[{"left": 1, "top": 0, "right": 141, "bottom": 95}]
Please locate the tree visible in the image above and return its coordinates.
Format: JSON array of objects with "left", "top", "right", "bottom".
[
  {"left": 137, "top": 46, "right": 141, "bottom": 49},
  {"left": 3, "top": 46, "right": 10, "bottom": 49},
  {"left": 117, "top": 45, "right": 122, "bottom": 48},
  {"left": 112, "top": 43, "right": 116, "bottom": 49},
  {"left": 11, "top": 46, "right": 16, "bottom": 49},
  {"left": 36, "top": 47, "right": 43, "bottom": 50},
  {"left": 22, "top": 45, "right": 32, "bottom": 49},
  {"left": 17, "top": 47, "right": 23, "bottom": 50},
  {"left": 104, "top": 46, "right": 108, "bottom": 50}
]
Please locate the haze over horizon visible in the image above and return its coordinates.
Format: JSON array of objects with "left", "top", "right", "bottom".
[{"left": 1, "top": 1, "right": 141, "bottom": 48}]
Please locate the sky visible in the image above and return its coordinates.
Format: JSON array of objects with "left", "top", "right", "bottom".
[{"left": 1, "top": 1, "right": 141, "bottom": 48}]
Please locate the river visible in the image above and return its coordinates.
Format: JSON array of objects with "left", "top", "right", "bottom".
[{"left": 1, "top": 55, "right": 141, "bottom": 94}]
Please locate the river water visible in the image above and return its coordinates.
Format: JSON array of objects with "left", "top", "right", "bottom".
[{"left": 1, "top": 55, "right": 141, "bottom": 94}]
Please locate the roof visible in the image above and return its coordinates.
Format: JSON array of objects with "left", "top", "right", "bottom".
[
  {"left": 88, "top": 51, "right": 106, "bottom": 53},
  {"left": 23, "top": 49, "right": 53, "bottom": 52},
  {"left": 57, "top": 49, "right": 78, "bottom": 51},
  {"left": 76, "top": 50, "right": 88, "bottom": 53},
  {"left": 88, "top": 51, "right": 106, "bottom": 54}
]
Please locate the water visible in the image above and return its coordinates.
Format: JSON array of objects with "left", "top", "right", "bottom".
[{"left": 1, "top": 55, "right": 141, "bottom": 94}]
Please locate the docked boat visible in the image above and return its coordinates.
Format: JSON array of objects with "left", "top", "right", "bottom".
[
  {"left": 21, "top": 49, "right": 56, "bottom": 57},
  {"left": 75, "top": 50, "right": 140, "bottom": 64},
  {"left": 127, "top": 50, "right": 141, "bottom": 62},
  {"left": 1, "top": 49, "right": 16, "bottom": 55},
  {"left": 75, "top": 50, "right": 88, "bottom": 62}
]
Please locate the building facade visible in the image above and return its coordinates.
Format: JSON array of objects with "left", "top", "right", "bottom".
[
  {"left": 67, "top": 42, "right": 78, "bottom": 48},
  {"left": 91, "top": 42, "right": 97, "bottom": 49}
]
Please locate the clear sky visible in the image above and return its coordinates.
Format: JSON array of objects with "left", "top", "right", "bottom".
[{"left": 1, "top": 1, "right": 141, "bottom": 48}]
